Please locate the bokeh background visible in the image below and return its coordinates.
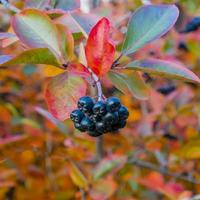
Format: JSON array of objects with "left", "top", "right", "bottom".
[{"left": 0, "top": 0, "right": 200, "bottom": 199}]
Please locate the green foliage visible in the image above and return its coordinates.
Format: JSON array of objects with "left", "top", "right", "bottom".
[
  {"left": 108, "top": 71, "right": 149, "bottom": 100},
  {"left": 122, "top": 5, "right": 179, "bottom": 55}
]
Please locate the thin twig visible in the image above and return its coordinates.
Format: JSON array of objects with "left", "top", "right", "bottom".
[
  {"left": 0, "top": 0, "right": 20, "bottom": 13},
  {"left": 128, "top": 158, "right": 200, "bottom": 184},
  {"left": 96, "top": 135, "right": 104, "bottom": 161}
]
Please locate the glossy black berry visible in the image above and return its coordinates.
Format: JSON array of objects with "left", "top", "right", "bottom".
[
  {"left": 88, "top": 131, "right": 102, "bottom": 137},
  {"left": 80, "top": 117, "right": 95, "bottom": 131},
  {"left": 96, "top": 121, "right": 106, "bottom": 133},
  {"left": 78, "top": 96, "right": 94, "bottom": 113},
  {"left": 91, "top": 114, "right": 101, "bottom": 123},
  {"left": 117, "top": 120, "right": 127, "bottom": 129},
  {"left": 118, "top": 106, "right": 129, "bottom": 120},
  {"left": 106, "top": 97, "right": 121, "bottom": 112},
  {"left": 103, "top": 112, "right": 118, "bottom": 125},
  {"left": 93, "top": 101, "right": 107, "bottom": 116},
  {"left": 74, "top": 123, "right": 86, "bottom": 132},
  {"left": 71, "top": 96, "right": 129, "bottom": 136},
  {"left": 70, "top": 109, "right": 84, "bottom": 123}
]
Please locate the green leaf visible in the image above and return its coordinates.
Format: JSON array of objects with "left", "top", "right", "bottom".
[
  {"left": 0, "top": 48, "right": 60, "bottom": 67},
  {"left": 56, "top": 24, "right": 74, "bottom": 61},
  {"left": 126, "top": 58, "right": 200, "bottom": 83},
  {"left": 12, "top": 9, "right": 62, "bottom": 59},
  {"left": 45, "top": 72, "right": 87, "bottom": 121},
  {"left": 93, "top": 155, "right": 127, "bottom": 180},
  {"left": 122, "top": 5, "right": 179, "bottom": 55},
  {"left": 25, "top": 0, "right": 51, "bottom": 9},
  {"left": 54, "top": 0, "right": 80, "bottom": 11},
  {"left": 108, "top": 71, "right": 149, "bottom": 100}
]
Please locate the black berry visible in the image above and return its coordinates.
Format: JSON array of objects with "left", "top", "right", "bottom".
[
  {"left": 106, "top": 97, "right": 121, "bottom": 112},
  {"left": 103, "top": 112, "right": 118, "bottom": 125},
  {"left": 78, "top": 96, "right": 94, "bottom": 113},
  {"left": 118, "top": 106, "right": 129, "bottom": 120},
  {"left": 88, "top": 131, "right": 102, "bottom": 137},
  {"left": 80, "top": 117, "right": 95, "bottom": 131},
  {"left": 70, "top": 109, "right": 84, "bottom": 123},
  {"left": 96, "top": 121, "right": 106, "bottom": 133},
  {"left": 70, "top": 96, "right": 129, "bottom": 137},
  {"left": 93, "top": 101, "right": 107, "bottom": 116},
  {"left": 117, "top": 120, "right": 126, "bottom": 129},
  {"left": 74, "top": 123, "right": 86, "bottom": 132}
]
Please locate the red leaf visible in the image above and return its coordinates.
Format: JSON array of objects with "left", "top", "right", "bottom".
[
  {"left": 85, "top": 18, "right": 115, "bottom": 76},
  {"left": 68, "top": 63, "right": 90, "bottom": 78},
  {"left": 45, "top": 72, "right": 87, "bottom": 121}
]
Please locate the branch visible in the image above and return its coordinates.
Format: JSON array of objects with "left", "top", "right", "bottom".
[
  {"left": 0, "top": 0, "right": 20, "bottom": 13},
  {"left": 128, "top": 158, "right": 200, "bottom": 184}
]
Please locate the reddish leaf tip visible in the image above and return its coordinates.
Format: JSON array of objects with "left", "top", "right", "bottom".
[{"left": 85, "top": 17, "right": 115, "bottom": 77}]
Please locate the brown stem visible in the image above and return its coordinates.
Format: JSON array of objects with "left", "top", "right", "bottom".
[{"left": 96, "top": 135, "right": 104, "bottom": 161}]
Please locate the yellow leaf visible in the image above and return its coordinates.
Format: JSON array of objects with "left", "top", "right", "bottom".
[
  {"left": 176, "top": 138, "right": 200, "bottom": 159},
  {"left": 68, "top": 161, "right": 88, "bottom": 190},
  {"left": 40, "top": 65, "right": 64, "bottom": 77}
]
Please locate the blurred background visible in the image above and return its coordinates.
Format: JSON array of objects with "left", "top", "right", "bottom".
[{"left": 0, "top": 0, "right": 200, "bottom": 199}]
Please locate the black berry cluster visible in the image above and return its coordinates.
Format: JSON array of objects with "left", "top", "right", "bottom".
[{"left": 70, "top": 96, "right": 129, "bottom": 137}]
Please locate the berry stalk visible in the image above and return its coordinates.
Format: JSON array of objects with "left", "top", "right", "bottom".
[
  {"left": 84, "top": 66, "right": 104, "bottom": 160},
  {"left": 87, "top": 67, "right": 103, "bottom": 101}
]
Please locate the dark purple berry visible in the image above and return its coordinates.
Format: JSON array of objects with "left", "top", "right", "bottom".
[
  {"left": 70, "top": 109, "right": 84, "bottom": 123},
  {"left": 88, "top": 131, "right": 102, "bottom": 137},
  {"left": 118, "top": 120, "right": 126, "bottom": 129},
  {"left": 106, "top": 97, "right": 121, "bottom": 112},
  {"left": 118, "top": 106, "right": 129, "bottom": 120},
  {"left": 78, "top": 96, "right": 94, "bottom": 113},
  {"left": 80, "top": 117, "right": 95, "bottom": 131},
  {"left": 103, "top": 112, "right": 118, "bottom": 125},
  {"left": 74, "top": 123, "right": 86, "bottom": 132},
  {"left": 93, "top": 101, "right": 107, "bottom": 116},
  {"left": 96, "top": 121, "right": 106, "bottom": 133}
]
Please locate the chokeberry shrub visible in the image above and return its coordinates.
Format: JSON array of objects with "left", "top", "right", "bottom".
[
  {"left": 0, "top": 3, "right": 200, "bottom": 138},
  {"left": 1, "top": 1, "right": 200, "bottom": 198}
]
